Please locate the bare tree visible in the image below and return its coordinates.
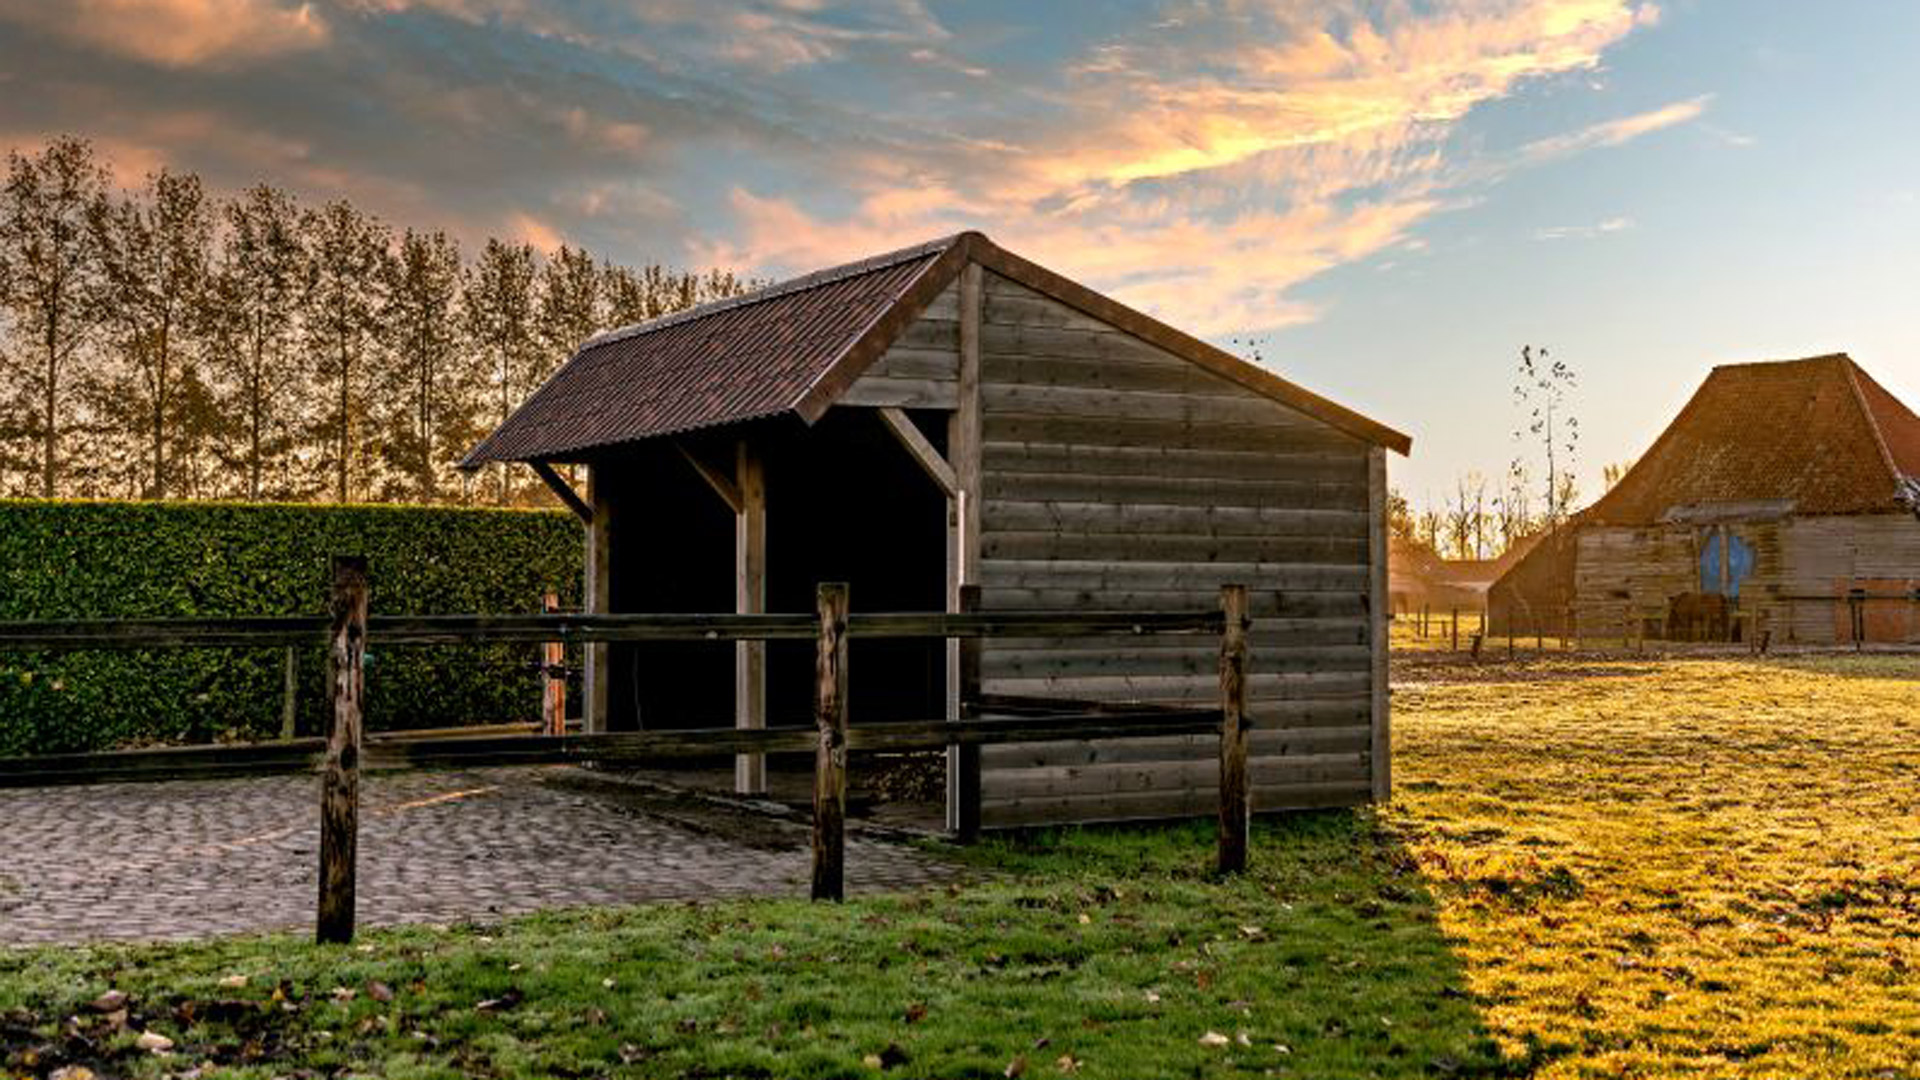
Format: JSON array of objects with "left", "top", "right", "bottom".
[
  {"left": 1602, "top": 459, "right": 1633, "bottom": 492},
  {"left": 92, "top": 167, "right": 213, "bottom": 499},
  {"left": 1512, "top": 344, "right": 1579, "bottom": 524},
  {"left": 304, "top": 200, "right": 390, "bottom": 503},
  {"left": 0, "top": 136, "right": 109, "bottom": 497}
]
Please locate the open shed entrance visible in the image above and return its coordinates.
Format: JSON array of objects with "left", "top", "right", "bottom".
[{"left": 602, "top": 408, "right": 951, "bottom": 743}]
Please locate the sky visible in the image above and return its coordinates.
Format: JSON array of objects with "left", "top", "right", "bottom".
[{"left": 1, "top": 0, "right": 1915, "bottom": 510}]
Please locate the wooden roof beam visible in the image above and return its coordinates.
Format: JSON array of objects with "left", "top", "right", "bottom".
[
  {"left": 877, "top": 406, "right": 957, "bottom": 496},
  {"left": 529, "top": 461, "right": 592, "bottom": 523},
  {"left": 676, "top": 441, "right": 743, "bottom": 514}
]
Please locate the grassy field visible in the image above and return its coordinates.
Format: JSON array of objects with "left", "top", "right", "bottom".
[{"left": 2, "top": 654, "right": 1916, "bottom": 1078}]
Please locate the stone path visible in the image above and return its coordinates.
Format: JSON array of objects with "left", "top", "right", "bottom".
[{"left": 0, "top": 767, "right": 962, "bottom": 946}]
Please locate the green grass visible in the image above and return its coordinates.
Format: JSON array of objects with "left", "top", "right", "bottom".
[{"left": 3, "top": 654, "right": 1916, "bottom": 1078}]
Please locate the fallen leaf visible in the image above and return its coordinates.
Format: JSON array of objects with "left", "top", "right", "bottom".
[
  {"left": 1031, "top": 1036, "right": 1051, "bottom": 1050},
  {"left": 602, "top": 977, "right": 616, "bottom": 989},
  {"left": 904, "top": 1002, "right": 928, "bottom": 1024},
  {"left": 475, "top": 989, "right": 523, "bottom": 1012},
  {"left": 1143, "top": 990, "right": 1161, "bottom": 1004},
  {"left": 88, "top": 990, "right": 128, "bottom": 1013},
  {"left": 1273, "top": 1044, "right": 1292, "bottom": 1055},
  {"left": 136, "top": 1030, "right": 175, "bottom": 1053},
  {"left": 1198, "top": 1031, "right": 1230, "bottom": 1048},
  {"left": 1237, "top": 1032, "right": 1252, "bottom": 1047},
  {"left": 1055, "top": 1053, "right": 1081, "bottom": 1073},
  {"left": 330, "top": 987, "right": 356, "bottom": 1002},
  {"left": 49, "top": 1067, "right": 96, "bottom": 1080},
  {"left": 367, "top": 981, "right": 394, "bottom": 1003},
  {"left": 1077, "top": 913, "right": 1091, "bottom": 925},
  {"left": 1004, "top": 1054, "right": 1027, "bottom": 1077},
  {"left": 218, "top": 975, "right": 248, "bottom": 989},
  {"left": 863, "top": 1054, "right": 884, "bottom": 1069}
]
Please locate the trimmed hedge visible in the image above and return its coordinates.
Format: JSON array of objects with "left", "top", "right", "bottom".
[{"left": 0, "top": 499, "right": 583, "bottom": 756}]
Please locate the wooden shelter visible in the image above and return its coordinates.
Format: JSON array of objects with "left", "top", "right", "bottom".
[
  {"left": 1490, "top": 354, "right": 1920, "bottom": 644},
  {"left": 463, "top": 232, "right": 1410, "bottom": 828}
]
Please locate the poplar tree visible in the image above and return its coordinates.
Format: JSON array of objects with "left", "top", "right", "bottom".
[
  {"left": 380, "top": 227, "right": 466, "bottom": 501},
  {"left": 0, "top": 136, "right": 109, "bottom": 497},
  {"left": 92, "top": 167, "right": 213, "bottom": 499},
  {"left": 463, "top": 238, "right": 539, "bottom": 504},
  {"left": 214, "top": 183, "right": 310, "bottom": 500},
  {"left": 304, "top": 200, "right": 390, "bottom": 503}
]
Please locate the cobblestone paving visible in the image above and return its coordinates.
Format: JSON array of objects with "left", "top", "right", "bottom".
[{"left": 0, "top": 767, "right": 962, "bottom": 946}]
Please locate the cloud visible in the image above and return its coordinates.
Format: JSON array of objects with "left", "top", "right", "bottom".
[
  {"left": 0, "top": 0, "right": 1680, "bottom": 338},
  {"left": 1513, "top": 94, "right": 1709, "bottom": 165},
  {"left": 1535, "top": 216, "right": 1635, "bottom": 240},
  {"left": 0, "top": 0, "right": 328, "bottom": 67}
]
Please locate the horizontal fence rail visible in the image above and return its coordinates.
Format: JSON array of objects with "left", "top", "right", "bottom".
[
  {"left": 0, "top": 610, "right": 1226, "bottom": 650},
  {"left": 0, "top": 557, "right": 1257, "bottom": 943}
]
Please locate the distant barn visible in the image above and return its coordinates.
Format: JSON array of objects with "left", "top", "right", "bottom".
[
  {"left": 1491, "top": 354, "right": 1920, "bottom": 644},
  {"left": 464, "top": 232, "right": 1410, "bottom": 829}
]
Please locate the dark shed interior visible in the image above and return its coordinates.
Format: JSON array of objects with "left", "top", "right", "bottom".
[{"left": 600, "top": 409, "right": 950, "bottom": 731}]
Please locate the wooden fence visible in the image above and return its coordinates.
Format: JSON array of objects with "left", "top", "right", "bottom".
[{"left": 0, "top": 557, "right": 1252, "bottom": 943}]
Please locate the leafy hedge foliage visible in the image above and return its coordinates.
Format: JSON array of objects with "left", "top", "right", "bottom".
[{"left": 0, "top": 499, "right": 583, "bottom": 756}]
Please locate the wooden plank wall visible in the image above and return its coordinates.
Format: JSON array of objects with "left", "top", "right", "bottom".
[
  {"left": 966, "top": 271, "right": 1377, "bottom": 827},
  {"left": 837, "top": 283, "right": 960, "bottom": 408},
  {"left": 1573, "top": 515, "right": 1920, "bottom": 643}
]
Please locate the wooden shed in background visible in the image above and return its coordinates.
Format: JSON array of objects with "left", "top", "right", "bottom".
[
  {"left": 463, "top": 232, "right": 1410, "bottom": 829},
  {"left": 1490, "top": 354, "right": 1920, "bottom": 644}
]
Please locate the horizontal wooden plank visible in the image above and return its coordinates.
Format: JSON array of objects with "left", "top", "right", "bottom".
[
  {"left": 978, "top": 643, "right": 1370, "bottom": 679},
  {"left": 981, "top": 530, "right": 1368, "bottom": 565},
  {"left": 980, "top": 289, "right": 1116, "bottom": 333},
  {"left": 982, "top": 353, "right": 1239, "bottom": 397},
  {"left": 979, "top": 620, "right": 1369, "bottom": 653},
  {"left": 865, "top": 345, "right": 958, "bottom": 382},
  {"left": 982, "top": 383, "right": 1312, "bottom": 427},
  {"left": 981, "top": 442, "right": 1367, "bottom": 484},
  {"left": 980, "top": 723, "right": 1373, "bottom": 769},
  {"left": 919, "top": 284, "right": 960, "bottom": 321},
  {"left": 983, "top": 413, "right": 1360, "bottom": 455},
  {"left": 979, "top": 559, "right": 1369, "bottom": 592},
  {"left": 979, "top": 587, "right": 1368, "bottom": 619},
  {"left": 980, "top": 671, "right": 1373, "bottom": 703},
  {"left": 980, "top": 780, "right": 1373, "bottom": 827},
  {"left": 838, "top": 377, "right": 959, "bottom": 410},
  {"left": 983, "top": 500, "right": 1368, "bottom": 541},
  {"left": 984, "top": 754, "right": 1368, "bottom": 801},
  {"left": 984, "top": 471, "right": 1368, "bottom": 510},
  {"left": 895, "top": 317, "right": 959, "bottom": 351}
]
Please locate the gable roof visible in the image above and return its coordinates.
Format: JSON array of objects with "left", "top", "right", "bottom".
[
  {"left": 461, "top": 231, "right": 1410, "bottom": 467},
  {"left": 1580, "top": 353, "right": 1920, "bottom": 525}
]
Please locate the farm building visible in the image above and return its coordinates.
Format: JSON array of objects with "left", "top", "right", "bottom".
[
  {"left": 463, "top": 231, "right": 1410, "bottom": 829},
  {"left": 1489, "top": 354, "right": 1920, "bottom": 644},
  {"left": 1391, "top": 534, "right": 1537, "bottom": 616}
]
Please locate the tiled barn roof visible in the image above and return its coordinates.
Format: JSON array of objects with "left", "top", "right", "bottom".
[
  {"left": 1581, "top": 354, "right": 1920, "bottom": 525},
  {"left": 461, "top": 231, "right": 1410, "bottom": 466}
]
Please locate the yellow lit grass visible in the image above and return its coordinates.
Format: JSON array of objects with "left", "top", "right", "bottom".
[{"left": 1391, "top": 654, "right": 1920, "bottom": 1077}]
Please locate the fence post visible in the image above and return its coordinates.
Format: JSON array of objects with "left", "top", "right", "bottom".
[
  {"left": 1217, "top": 584, "right": 1251, "bottom": 875},
  {"left": 317, "top": 555, "right": 368, "bottom": 945},
  {"left": 1450, "top": 607, "right": 1459, "bottom": 652},
  {"left": 955, "top": 584, "right": 983, "bottom": 844},
  {"left": 812, "top": 582, "right": 849, "bottom": 902},
  {"left": 280, "top": 646, "right": 298, "bottom": 740},
  {"left": 542, "top": 591, "right": 566, "bottom": 736}
]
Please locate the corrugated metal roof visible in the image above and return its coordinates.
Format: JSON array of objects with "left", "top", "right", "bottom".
[
  {"left": 1582, "top": 354, "right": 1920, "bottom": 525},
  {"left": 461, "top": 236, "right": 957, "bottom": 466},
  {"left": 461, "top": 230, "right": 1413, "bottom": 467}
]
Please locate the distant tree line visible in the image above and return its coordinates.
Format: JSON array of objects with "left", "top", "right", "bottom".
[{"left": 0, "top": 136, "right": 755, "bottom": 506}]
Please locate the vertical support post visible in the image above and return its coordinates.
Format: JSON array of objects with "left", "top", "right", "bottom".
[
  {"left": 317, "top": 555, "right": 367, "bottom": 945},
  {"left": 542, "top": 591, "right": 565, "bottom": 736},
  {"left": 1367, "top": 446, "right": 1391, "bottom": 803},
  {"left": 583, "top": 465, "right": 612, "bottom": 733},
  {"left": 946, "top": 259, "right": 984, "bottom": 834},
  {"left": 1450, "top": 607, "right": 1459, "bottom": 652},
  {"left": 280, "top": 645, "right": 298, "bottom": 740},
  {"left": 736, "top": 441, "right": 768, "bottom": 794},
  {"left": 812, "top": 582, "right": 849, "bottom": 902},
  {"left": 1217, "top": 583, "right": 1251, "bottom": 875},
  {"left": 955, "top": 584, "right": 983, "bottom": 844}
]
